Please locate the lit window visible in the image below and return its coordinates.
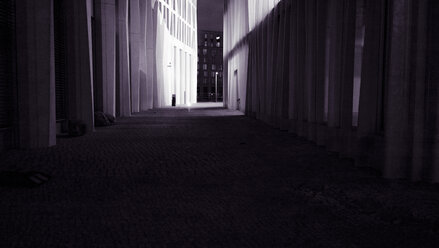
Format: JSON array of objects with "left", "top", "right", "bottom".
[{"left": 202, "top": 49, "right": 207, "bottom": 56}]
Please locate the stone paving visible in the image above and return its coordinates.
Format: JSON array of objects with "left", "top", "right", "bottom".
[{"left": 1, "top": 107, "right": 439, "bottom": 248}]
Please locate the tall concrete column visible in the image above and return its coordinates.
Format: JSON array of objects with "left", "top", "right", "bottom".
[
  {"left": 430, "top": 1, "right": 439, "bottom": 182},
  {"left": 304, "top": 0, "right": 317, "bottom": 131},
  {"left": 16, "top": 0, "right": 56, "bottom": 148},
  {"left": 274, "top": 1, "right": 290, "bottom": 128},
  {"left": 288, "top": 0, "right": 298, "bottom": 122},
  {"left": 64, "top": 0, "right": 95, "bottom": 130},
  {"left": 384, "top": 0, "right": 420, "bottom": 179},
  {"left": 130, "top": 0, "right": 141, "bottom": 113},
  {"left": 145, "top": 0, "right": 155, "bottom": 109},
  {"left": 327, "top": 0, "right": 356, "bottom": 129},
  {"left": 139, "top": 0, "right": 148, "bottom": 111},
  {"left": 116, "top": 0, "right": 131, "bottom": 117},
  {"left": 94, "top": 0, "right": 116, "bottom": 116},
  {"left": 264, "top": 11, "right": 274, "bottom": 122},
  {"left": 295, "top": 0, "right": 306, "bottom": 135},
  {"left": 358, "top": 0, "right": 387, "bottom": 136},
  {"left": 315, "top": 0, "right": 329, "bottom": 126}
]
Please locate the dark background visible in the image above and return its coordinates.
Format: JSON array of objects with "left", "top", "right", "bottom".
[{"left": 197, "top": 0, "right": 224, "bottom": 31}]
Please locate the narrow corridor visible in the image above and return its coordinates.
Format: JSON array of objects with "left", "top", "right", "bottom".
[{"left": 1, "top": 107, "right": 439, "bottom": 247}]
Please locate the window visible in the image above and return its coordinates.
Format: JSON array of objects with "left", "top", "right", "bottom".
[
  {"left": 202, "top": 49, "right": 207, "bottom": 56},
  {"left": 203, "top": 64, "right": 207, "bottom": 70},
  {"left": 212, "top": 64, "right": 216, "bottom": 70},
  {"left": 203, "top": 71, "right": 208, "bottom": 77}
]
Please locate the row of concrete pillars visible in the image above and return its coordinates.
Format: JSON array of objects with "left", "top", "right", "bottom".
[{"left": 0, "top": 0, "right": 160, "bottom": 149}]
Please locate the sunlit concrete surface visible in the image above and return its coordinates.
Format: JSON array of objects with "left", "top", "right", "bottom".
[{"left": 1, "top": 108, "right": 439, "bottom": 247}]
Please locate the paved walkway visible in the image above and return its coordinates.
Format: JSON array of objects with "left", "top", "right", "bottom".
[{"left": 1, "top": 107, "right": 439, "bottom": 247}]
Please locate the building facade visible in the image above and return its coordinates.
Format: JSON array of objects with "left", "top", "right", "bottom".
[
  {"left": 197, "top": 30, "right": 223, "bottom": 102},
  {"left": 0, "top": 0, "right": 197, "bottom": 150},
  {"left": 224, "top": 0, "right": 439, "bottom": 183},
  {"left": 156, "top": 0, "right": 198, "bottom": 107}
]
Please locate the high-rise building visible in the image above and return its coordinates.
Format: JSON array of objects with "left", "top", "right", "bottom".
[{"left": 197, "top": 30, "right": 223, "bottom": 102}]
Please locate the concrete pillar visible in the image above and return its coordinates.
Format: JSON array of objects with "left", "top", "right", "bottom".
[
  {"left": 314, "top": 0, "right": 329, "bottom": 126},
  {"left": 130, "top": 0, "right": 141, "bottom": 113},
  {"left": 264, "top": 11, "right": 274, "bottom": 122},
  {"left": 15, "top": 0, "right": 56, "bottom": 148},
  {"left": 384, "top": 0, "right": 439, "bottom": 181},
  {"left": 430, "top": 1, "right": 439, "bottom": 182},
  {"left": 295, "top": 0, "right": 306, "bottom": 135},
  {"left": 139, "top": 0, "right": 148, "bottom": 111},
  {"left": 176, "top": 49, "right": 181, "bottom": 104},
  {"left": 384, "top": 0, "right": 413, "bottom": 179},
  {"left": 94, "top": 0, "right": 116, "bottom": 116},
  {"left": 116, "top": 0, "right": 131, "bottom": 117},
  {"left": 288, "top": 0, "right": 298, "bottom": 122},
  {"left": 145, "top": 0, "right": 155, "bottom": 109},
  {"left": 411, "top": 0, "right": 428, "bottom": 181},
  {"left": 304, "top": 0, "right": 317, "bottom": 131},
  {"left": 274, "top": 1, "right": 290, "bottom": 128},
  {"left": 64, "top": 0, "right": 95, "bottom": 130},
  {"left": 358, "top": 0, "right": 387, "bottom": 136},
  {"left": 327, "top": 0, "right": 356, "bottom": 129}
]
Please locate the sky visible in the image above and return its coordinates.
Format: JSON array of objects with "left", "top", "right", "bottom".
[{"left": 197, "top": 0, "right": 224, "bottom": 32}]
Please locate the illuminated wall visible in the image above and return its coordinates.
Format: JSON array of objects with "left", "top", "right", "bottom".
[
  {"left": 154, "top": 0, "right": 198, "bottom": 107},
  {"left": 223, "top": 0, "right": 280, "bottom": 111}
]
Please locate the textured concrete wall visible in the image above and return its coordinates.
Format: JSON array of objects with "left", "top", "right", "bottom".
[{"left": 15, "top": 0, "right": 56, "bottom": 148}]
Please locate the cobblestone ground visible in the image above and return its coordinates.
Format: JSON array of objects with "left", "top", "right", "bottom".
[{"left": 1, "top": 107, "right": 439, "bottom": 248}]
